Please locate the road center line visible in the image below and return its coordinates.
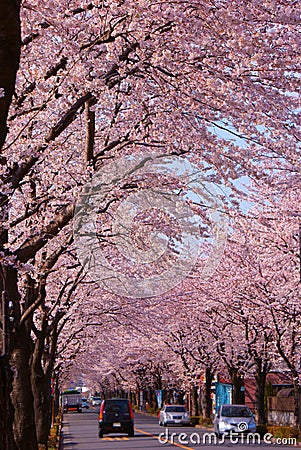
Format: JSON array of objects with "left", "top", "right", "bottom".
[{"left": 134, "top": 427, "right": 194, "bottom": 450}]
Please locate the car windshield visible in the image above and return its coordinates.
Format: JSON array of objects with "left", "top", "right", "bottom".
[
  {"left": 165, "top": 406, "right": 186, "bottom": 413},
  {"left": 222, "top": 406, "right": 252, "bottom": 418}
]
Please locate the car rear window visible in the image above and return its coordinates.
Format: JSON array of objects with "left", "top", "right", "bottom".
[
  {"left": 165, "top": 406, "right": 186, "bottom": 413},
  {"left": 105, "top": 400, "right": 129, "bottom": 413},
  {"left": 222, "top": 406, "right": 252, "bottom": 417}
]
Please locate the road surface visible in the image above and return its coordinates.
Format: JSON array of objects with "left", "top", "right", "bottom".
[{"left": 61, "top": 408, "right": 297, "bottom": 449}]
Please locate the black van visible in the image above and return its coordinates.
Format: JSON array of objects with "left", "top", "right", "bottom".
[{"left": 98, "top": 398, "right": 134, "bottom": 438}]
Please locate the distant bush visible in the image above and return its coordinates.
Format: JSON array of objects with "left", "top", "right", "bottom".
[
  {"left": 190, "top": 416, "right": 213, "bottom": 427},
  {"left": 190, "top": 416, "right": 201, "bottom": 426},
  {"left": 199, "top": 417, "right": 213, "bottom": 427},
  {"left": 267, "top": 425, "right": 299, "bottom": 439},
  {"left": 44, "top": 413, "right": 62, "bottom": 450},
  {"left": 146, "top": 407, "right": 157, "bottom": 414}
]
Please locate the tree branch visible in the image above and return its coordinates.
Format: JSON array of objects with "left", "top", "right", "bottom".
[{"left": 14, "top": 204, "right": 74, "bottom": 263}]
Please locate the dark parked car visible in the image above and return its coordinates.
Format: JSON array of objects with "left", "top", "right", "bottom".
[{"left": 98, "top": 398, "right": 134, "bottom": 438}]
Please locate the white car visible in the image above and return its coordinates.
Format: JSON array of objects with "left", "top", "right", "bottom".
[
  {"left": 159, "top": 405, "right": 190, "bottom": 426},
  {"left": 92, "top": 396, "right": 102, "bottom": 406},
  {"left": 213, "top": 404, "right": 257, "bottom": 437}
]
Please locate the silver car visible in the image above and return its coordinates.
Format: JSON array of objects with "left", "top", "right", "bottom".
[
  {"left": 82, "top": 397, "right": 89, "bottom": 409},
  {"left": 159, "top": 405, "right": 190, "bottom": 426},
  {"left": 91, "top": 396, "right": 102, "bottom": 406},
  {"left": 214, "top": 404, "right": 256, "bottom": 437}
]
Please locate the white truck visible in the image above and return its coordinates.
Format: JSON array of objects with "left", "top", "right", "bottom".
[{"left": 61, "top": 389, "right": 82, "bottom": 413}]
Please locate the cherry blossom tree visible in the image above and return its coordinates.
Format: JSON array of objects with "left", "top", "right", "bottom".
[
  {"left": 0, "top": 1, "right": 301, "bottom": 448},
  {"left": 196, "top": 185, "right": 301, "bottom": 425}
]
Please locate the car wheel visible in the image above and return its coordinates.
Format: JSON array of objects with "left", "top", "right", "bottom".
[
  {"left": 163, "top": 422, "right": 167, "bottom": 427},
  {"left": 98, "top": 430, "right": 103, "bottom": 439},
  {"left": 128, "top": 429, "right": 134, "bottom": 437}
]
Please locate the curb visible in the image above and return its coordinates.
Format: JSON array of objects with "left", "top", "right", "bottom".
[
  {"left": 134, "top": 410, "right": 159, "bottom": 418},
  {"left": 59, "top": 418, "right": 73, "bottom": 450},
  {"left": 195, "top": 424, "right": 214, "bottom": 430}
]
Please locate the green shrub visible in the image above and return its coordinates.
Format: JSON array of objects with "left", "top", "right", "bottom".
[
  {"left": 46, "top": 413, "right": 63, "bottom": 450},
  {"left": 146, "top": 407, "right": 160, "bottom": 416},
  {"left": 199, "top": 417, "right": 213, "bottom": 427},
  {"left": 190, "top": 416, "right": 201, "bottom": 426},
  {"left": 255, "top": 424, "right": 299, "bottom": 440},
  {"left": 190, "top": 416, "right": 213, "bottom": 427},
  {"left": 267, "top": 425, "right": 299, "bottom": 439}
]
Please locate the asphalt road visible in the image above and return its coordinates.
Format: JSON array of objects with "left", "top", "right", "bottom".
[{"left": 61, "top": 408, "right": 298, "bottom": 450}]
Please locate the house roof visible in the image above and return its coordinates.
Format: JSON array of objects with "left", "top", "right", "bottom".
[
  {"left": 244, "top": 372, "right": 293, "bottom": 410},
  {"left": 266, "top": 372, "right": 292, "bottom": 386}
]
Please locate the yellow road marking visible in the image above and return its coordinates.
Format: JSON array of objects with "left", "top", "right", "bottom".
[
  {"left": 134, "top": 427, "right": 193, "bottom": 450},
  {"left": 102, "top": 437, "right": 129, "bottom": 441}
]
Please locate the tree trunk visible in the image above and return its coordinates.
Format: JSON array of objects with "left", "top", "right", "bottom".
[
  {"left": 203, "top": 367, "right": 213, "bottom": 418},
  {"left": 0, "top": 0, "right": 21, "bottom": 150},
  {"left": 10, "top": 328, "right": 37, "bottom": 450},
  {"left": 31, "top": 364, "right": 52, "bottom": 446},
  {"left": 4, "top": 267, "right": 37, "bottom": 450},
  {"left": 229, "top": 367, "right": 244, "bottom": 404},
  {"left": 254, "top": 361, "right": 268, "bottom": 425},
  {"left": 0, "top": 355, "right": 17, "bottom": 450},
  {"left": 293, "top": 381, "right": 300, "bottom": 429},
  {"left": 54, "top": 375, "right": 60, "bottom": 418},
  {"left": 190, "top": 386, "right": 198, "bottom": 416},
  {"left": 30, "top": 314, "right": 52, "bottom": 447}
]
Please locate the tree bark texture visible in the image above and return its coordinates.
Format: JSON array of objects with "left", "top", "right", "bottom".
[
  {"left": 204, "top": 367, "right": 214, "bottom": 418},
  {"left": 31, "top": 363, "right": 52, "bottom": 446},
  {"left": 254, "top": 362, "right": 268, "bottom": 425},
  {"left": 10, "top": 328, "right": 38, "bottom": 450},
  {"left": 190, "top": 386, "right": 198, "bottom": 416},
  {"left": 0, "top": 0, "right": 21, "bottom": 151},
  {"left": 228, "top": 367, "right": 245, "bottom": 405},
  {"left": 0, "top": 356, "right": 17, "bottom": 450}
]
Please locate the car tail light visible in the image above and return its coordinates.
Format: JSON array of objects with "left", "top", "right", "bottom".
[
  {"left": 99, "top": 401, "right": 104, "bottom": 421},
  {"left": 128, "top": 401, "right": 134, "bottom": 420}
]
